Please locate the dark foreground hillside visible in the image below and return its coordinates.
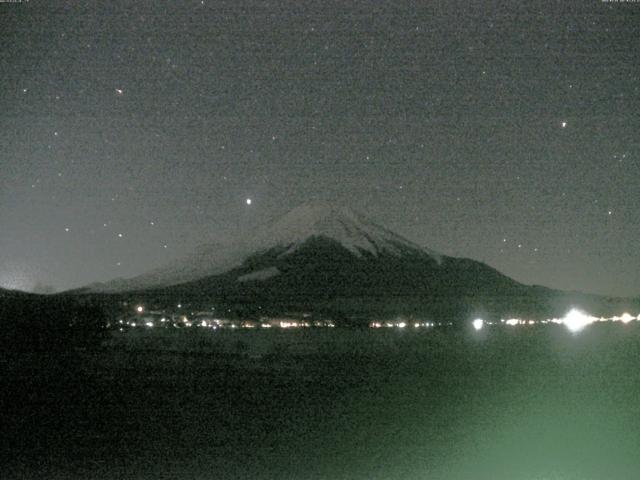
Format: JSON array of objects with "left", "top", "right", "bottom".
[{"left": 3, "top": 325, "right": 640, "bottom": 480}]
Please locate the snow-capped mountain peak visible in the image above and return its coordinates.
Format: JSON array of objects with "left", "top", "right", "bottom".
[
  {"left": 253, "top": 202, "right": 442, "bottom": 261},
  {"left": 86, "top": 202, "right": 442, "bottom": 292}
]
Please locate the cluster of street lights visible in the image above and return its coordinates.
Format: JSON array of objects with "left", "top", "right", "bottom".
[{"left": 472, "top": 309, "right": 640, "bottom": 333}]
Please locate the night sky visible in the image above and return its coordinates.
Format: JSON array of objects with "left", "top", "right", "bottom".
[{"left": 1, "top": 0, "right": 638, "bottom": 296}]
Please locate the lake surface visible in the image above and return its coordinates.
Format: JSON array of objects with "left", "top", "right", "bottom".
[{"left": 3, "top": 324, "right": 640, "bottom": 479}]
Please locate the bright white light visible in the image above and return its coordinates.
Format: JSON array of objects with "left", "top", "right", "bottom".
[
  {"left": 563, "top": 308, "right": 594, "bottom": 332},
  {"left": 246, "top": 198, "right": 252, "bottom": 205},
  {"left": 136, "top": 305, "right": 144, "bottom": 313},
  {"left": 145, "top": 322, "right": 154, "bottom": 328},
  {"left": 561, "top": 121, "right": 567, "bottom": 128},
  {"left": 472, "top": 318, "right": 484, "bottom": 331},
  {"left": 620, "top": 313, "right": 634, "bottom": 324},
  {"left": 397, "top": 322, "right": 406, "bottom": 328},
  {"left": 505, "top": 319, "right": 519, "bottom": 326}
]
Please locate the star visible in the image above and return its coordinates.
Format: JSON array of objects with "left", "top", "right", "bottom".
[
  {"left": 246, "top": 198, "right": 252, "bottom": 205},
  {"left": 118, "top": 233, "right": 124, "bottom": 238},
  {"left": 115, "top": 88, "right": 124, "bottom": 96},
  {"left": 561, "top": 121, "right": 567, "bottom": 128}
]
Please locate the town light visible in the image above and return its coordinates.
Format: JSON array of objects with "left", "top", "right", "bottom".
[
  {"left": 472, "top": 318, "right": 484, "bottom": 331},
  {"left": 563, "top": 308, "right": 593, "bottom": 333},
  {"left": 620, "top": 313, "right": 634, "bottom": 324}
]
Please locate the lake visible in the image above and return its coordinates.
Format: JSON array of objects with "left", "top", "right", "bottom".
[{"left": 3, "top": 323, "right": 640, "bottom": 479}]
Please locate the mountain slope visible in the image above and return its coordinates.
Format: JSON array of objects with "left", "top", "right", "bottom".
[
  {"left": 152, "top": 234, "right": 535, "bottom": 319},
  {"left": 87, "top": 241, "right": 251, "bottom": 292}
]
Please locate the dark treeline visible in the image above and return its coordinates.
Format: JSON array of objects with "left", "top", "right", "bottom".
[
  {"left": 0, "top": 291, "right": 108, "bottom": 352},
  {"left": 0, "top": 291, "right": 111, "bottom": 477}
]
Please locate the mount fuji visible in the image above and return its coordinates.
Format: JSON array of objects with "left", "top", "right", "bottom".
[
  {"left": 89, "top": 203, "right": 444, "bottom": 293},
  {"left": 83, "top": 203, "right": 637, "bottom": 322}
]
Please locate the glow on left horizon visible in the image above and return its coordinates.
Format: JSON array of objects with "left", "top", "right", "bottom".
[{"left": 0, "top": 266, "right": 37, "bottom": 292}]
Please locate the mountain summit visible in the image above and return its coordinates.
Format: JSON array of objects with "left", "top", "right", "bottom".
[{"left": 251, "top": 202, "right": 442, "bottom": 261}]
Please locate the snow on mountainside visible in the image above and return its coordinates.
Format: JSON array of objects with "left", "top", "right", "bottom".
[
  {"left": 87, "top": 202, "right": 443, "bottom": 292},
  {"left": 237, "top": 267, "right": 280, "bottom": 283},
  {"left": 252, "top": 203, "right": 443, "bottom": 261}
]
